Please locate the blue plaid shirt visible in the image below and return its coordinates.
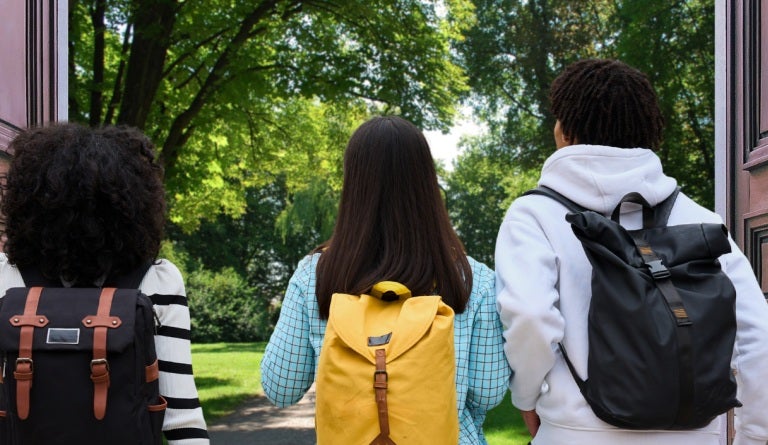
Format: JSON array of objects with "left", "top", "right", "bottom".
[{"left": 261, "top": 254, "right": 511, "bottom": 445}]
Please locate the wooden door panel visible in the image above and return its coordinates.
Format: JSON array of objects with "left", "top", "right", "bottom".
[
  {"left": 0, "top": 0, "right": 64, "bottom": 153},
  {"left": 728, "top": 0, "right": 768, "bottom": 299},
  {"left": 745, "top": 213, "right": 768, "bottom": 294},
  {"left": 725, "top": 0, "right": 768, "bottom": 439},
  {"left": 762, "top": 0, "right": 768, "bottom": 134}
]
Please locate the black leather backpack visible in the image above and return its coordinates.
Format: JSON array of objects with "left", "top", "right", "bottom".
[{"left": 0, "top": 265, "right": 167, "bottom": 444}]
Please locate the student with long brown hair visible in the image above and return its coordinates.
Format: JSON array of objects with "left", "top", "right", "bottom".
[{"left": 261, "top": 115, "right": 510, "bottom": 444}]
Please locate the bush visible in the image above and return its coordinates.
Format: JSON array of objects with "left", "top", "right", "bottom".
[{"left": 185, "top": 267, "right": 274, "bottom": 342}]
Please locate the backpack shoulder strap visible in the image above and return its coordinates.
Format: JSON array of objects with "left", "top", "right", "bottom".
[
  {"left": 18, "top": 266, "right": 59, "bottom": 287},
  {"left": 105, "top": 261, "right": 153, "bottom": 289},
  {"left": 527, "top": 186, "right": 681, "bottom": 227},
  {"left": 652, "top": 187, "right": 681, "bottom": 226},
  {"left": 523, "top": 186, "right": 587, "bottom": 213},
  {"left": 18, "top": 261, "right": 153, "bottom": 289}
]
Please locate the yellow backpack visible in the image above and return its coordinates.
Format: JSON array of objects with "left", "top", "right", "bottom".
[{"left": 315, "top": 281, "right": 459, "bottom": 445}]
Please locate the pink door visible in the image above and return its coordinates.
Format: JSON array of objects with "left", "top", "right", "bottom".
[
  {"left": 0, "top": 0, "right": 66, "bottom": 153},
  {"left": 0, "top": 0, "right": 65, "bottom": 250}
]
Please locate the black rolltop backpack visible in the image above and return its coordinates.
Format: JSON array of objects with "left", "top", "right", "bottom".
[{"left": 525, "top": 186, "right": 741, "bottom": 430}]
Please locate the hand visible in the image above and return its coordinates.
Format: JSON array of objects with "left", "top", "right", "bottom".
[{"left": 520, "top": 409, "right": 541, "bottom": 438}]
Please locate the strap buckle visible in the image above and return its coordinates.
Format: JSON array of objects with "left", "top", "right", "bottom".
[
  {"left": 90, "top": 358, "right": 110, "bottom": 374},
  {"left": 373, "top": 370, "right": 388, "bottom": 382},
  {"left": 15, "top": 357, "right": 33, "bottom": 370},
  {"left": 646, "top": 260, "right": 671, "bottom": 279}
]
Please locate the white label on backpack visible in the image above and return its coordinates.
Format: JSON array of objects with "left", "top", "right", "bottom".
[{"left": 46, "top": 328, "right": 80, "bottom": 345}]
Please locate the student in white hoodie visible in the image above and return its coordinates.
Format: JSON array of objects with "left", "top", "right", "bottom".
[{"left": 495, "top": 59, "right": 768, "bottom": 445}]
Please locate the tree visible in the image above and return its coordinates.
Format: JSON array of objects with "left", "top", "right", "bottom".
[
  {"left": 444, "top": 135, "right": 537, "bottom": 267},
  {"left": 69, "top": 0, "right": 473, "bottom": 228},
  {"left": 445, "top": 0, "right": 716, "bottom": 270},
  {"left": 455, "top": 0, "right": 714, "bottom": 205},
  {"left": 613, "top": 0, "right": 715, "bottom": 207},
  {"left": 458, "top": 0, "right": 614, "bottom": 170},
  {"left": 447, "top": 0, "right": 614, "bottom": 264}
]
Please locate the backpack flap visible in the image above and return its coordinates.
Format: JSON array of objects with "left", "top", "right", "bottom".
[
  {"left": 0, "top": 287, "right": 138, "bottom": 355},
  {"left": 566, "top": 211, "right": 732, "bottom": 266},
  {"left": 327, "top": 290, "right": 446, "bottom": 363},
  {"left": 0, "top": 287, "right": 143, "bottom": 422}
]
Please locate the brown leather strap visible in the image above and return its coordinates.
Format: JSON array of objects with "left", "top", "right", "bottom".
[
  {"left": 13, "top": 287, "right": 44, "bottom": 420},
  {"left": 369, "top": 349, "right": 396, "bottom": 445},
  {"left": 145, "top": 359, "right": 159, "bottom": 383},
  {"left": 147, "top": 396, "right": 167, "bottom": 412},
  {"left": 87, "top": 288, "right": 117, "bottom": 420}
]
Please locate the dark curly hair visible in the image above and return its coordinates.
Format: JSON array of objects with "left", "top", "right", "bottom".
[
  {"left": 1, "top": 123, "right": 166, "bottom": 285},
  {"left": 550, "top": 59, "right": 665, "bottom": 150}
]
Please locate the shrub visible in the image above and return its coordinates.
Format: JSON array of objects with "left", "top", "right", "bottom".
[{"left": 185, "top": 267, "right": 274, "bottom": 342}]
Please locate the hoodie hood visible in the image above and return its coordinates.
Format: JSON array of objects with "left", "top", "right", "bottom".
[{"left": 538, "top": 144, "right": 678, "bottom": 214}]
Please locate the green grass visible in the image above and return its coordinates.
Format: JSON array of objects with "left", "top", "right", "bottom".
[
  {"left": 484, "top": 392, "right": 532, "bottom": 445},
  {"left": 191, "top": 342, "right": 266, "bottom": 422},
  {"left": 192, "top": 342, "right": 532, "bottom": 444}
]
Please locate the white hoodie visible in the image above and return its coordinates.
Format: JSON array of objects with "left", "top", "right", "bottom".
[{"left": 495, "top": 145, "right": 768, "bottom": 445}]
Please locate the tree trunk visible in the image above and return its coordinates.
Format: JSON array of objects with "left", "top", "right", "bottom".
[
  {"left": 116, "top": 0, "right": 178, "bottom": 129},
  {"left": 89, "top": 0, "right": 106, "bottom": 126}
]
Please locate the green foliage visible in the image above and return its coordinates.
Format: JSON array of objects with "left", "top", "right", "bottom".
[
  {"left": 458, "top": 0, "right": 614, "bottom": 170},
  {"left": 446, "top": 135, "right": 538, "bottom": 267},
  {"left": 166, "top": 174, "right": 340, "bottom": 341},
  {"left": 164, "top": 98, "right": 357, "bottom": 231},
  {"left": 456, "top": 0, "right": 715, "bottom": 207},
  {"left": 170, "top": 175, "right": 333, "bottom": 289},
  {"left": 160, "top": 241, "right": 274, "bottom": 342},
  {"left": 613, "top": 0, "right": 716, "bottom": 208},
  {"left": 69, "top": 0, "right": 474, "bottom": 228},
  {"left": 185, "top": 267, "right": 273, "bottom": 342},
  {"left": 275, "top": 177, "right": 338, "bottom": 248}
]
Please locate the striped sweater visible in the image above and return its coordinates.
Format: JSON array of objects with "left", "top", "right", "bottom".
[{"left": 0, "top": 254, "right": 210, "bottom": 444}]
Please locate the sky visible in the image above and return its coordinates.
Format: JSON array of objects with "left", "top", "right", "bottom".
[{"left": 424, "top": 117, "right": 484, "bottom": 168}]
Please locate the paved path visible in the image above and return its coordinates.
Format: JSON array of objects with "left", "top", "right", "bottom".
[{"left": 208, "top": 387, "right": 316, "bottom": 445}]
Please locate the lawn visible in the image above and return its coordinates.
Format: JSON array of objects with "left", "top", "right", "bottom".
[
  {"left": 191, "top": 342, "right": 265, "bottom": 421},
  {"left": 192, "top": 342, "right": 531, "bottom": 444}
]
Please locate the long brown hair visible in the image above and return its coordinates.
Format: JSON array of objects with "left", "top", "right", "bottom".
[{"left": 314, "top": 116, "right": 472, "bottom": 319}]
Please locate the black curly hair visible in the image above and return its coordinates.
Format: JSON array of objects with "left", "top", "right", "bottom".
[
  {"left": 549, "top": 59, "right": 665, "bottom": 150},
  {"left": 1, "top": 123, "right": 166, "bottom": 285}
]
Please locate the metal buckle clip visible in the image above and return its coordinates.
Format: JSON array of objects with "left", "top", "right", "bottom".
[
  {"left": 90, "top": 358, "right": 109, "bottom": 373},
  {"left": 373, "top": 370, "right": 388, "bottom": 382},
  {"left": 15, "top": 357, "right": 33, "bottom": 371}
]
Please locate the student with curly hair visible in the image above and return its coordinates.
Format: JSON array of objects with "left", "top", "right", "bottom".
[
  {"left": 495, "top": 59, "right": 768, "bottom": 445},
  {"left": 261, "top": 116, "right": 511, "bottom": 444},
  {"left": 0, "top": 123, "right": 209, "bottom": 444}
]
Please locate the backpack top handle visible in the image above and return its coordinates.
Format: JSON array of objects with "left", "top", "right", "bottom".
[
  {"left": 610, "top": 188, "right": 680, "bottom": 228},
  {"left": 370, "top": 281, "right": 412, "bottom": 302}
]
